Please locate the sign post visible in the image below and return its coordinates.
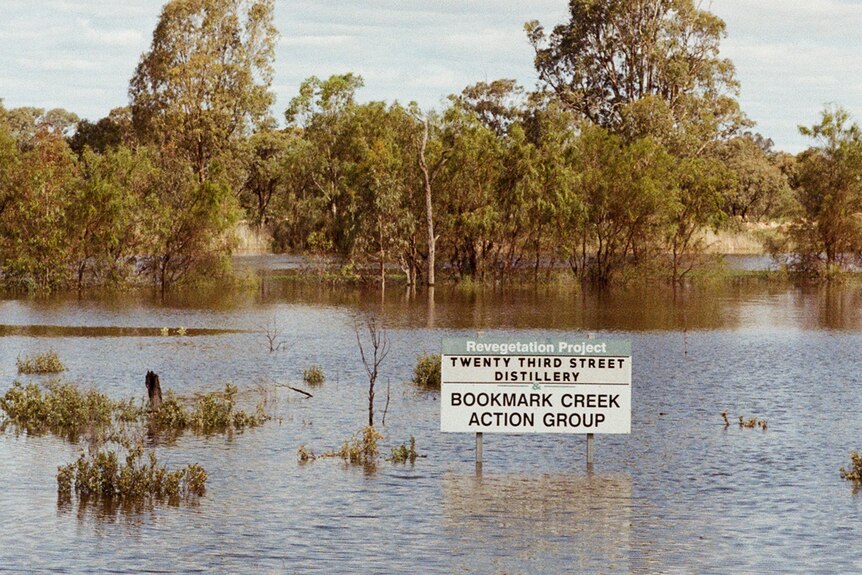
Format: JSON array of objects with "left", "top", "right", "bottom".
[{"left": 441, "top": 337, "right": 631, "bottom": 465}]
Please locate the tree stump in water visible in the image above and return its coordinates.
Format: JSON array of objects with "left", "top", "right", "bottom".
[{"left": 145, "top": 371, "right": 163, "bottom": 410}]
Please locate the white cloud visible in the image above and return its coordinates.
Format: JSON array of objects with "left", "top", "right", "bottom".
[
  {"left": 16, "top": 57, "right": 99, "bottom": 72},
  {"left": 280, "top": 35, "right": 354, "bottom": 48}
]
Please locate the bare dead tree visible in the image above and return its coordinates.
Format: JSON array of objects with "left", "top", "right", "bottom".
[
  {"left": 355, "top": 315, "right": 390, "bottom": 427},
  {"left": 382, "top": 379, "right": 391, "bottom": 426},
  {"left": 264, "top": 316, "right": 291, "bottom": 352}
]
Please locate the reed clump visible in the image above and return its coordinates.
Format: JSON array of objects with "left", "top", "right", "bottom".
[
  {"left": 411, "top": 353, "right": 441, "bottom": 389},
  {"left": 57, "top": 443, "right": 207, "bottom": 503},
  {"left": 16, "top": 350, "right": 65, "bottom": 374},
  {"left": 389, "top": 436, "right": 418, "bottom": 464},
  {"left": 321, "top": 426, "right": 383, "bottom": 466},
  {"left": 303, "top": 365, "right": 325, "bottom": 386}
]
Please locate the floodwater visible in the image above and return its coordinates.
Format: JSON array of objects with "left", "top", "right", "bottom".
[{"left": 3, "top": 265, "right": 862, "bottom": 573}]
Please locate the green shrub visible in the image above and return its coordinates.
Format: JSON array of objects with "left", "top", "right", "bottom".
[
  {"left": 16, "top": 350, "right": 65, "bottom": 374},
  {"left": 57, "top": 443, "right": 207, "bottom": 502},
  {"left": 303, "top": 365, "right": 325, "bottom": 385},
  {"left": 326, "top": 426, "right": 383, "bottom": 466},
  {"left": 187, "top": 384, "right": 269, "bottom": 434},
  {"left": 389, "top": 436, "right": 418, "bottom": 464},
  {"left": 0, "top": 380, "right": 114, "bottom": 439},
  {"left": 412, "top": 353, "right": 441, "bottom": 389}
]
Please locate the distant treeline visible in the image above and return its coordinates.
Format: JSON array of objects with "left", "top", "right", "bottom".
[{"left": 0, "top": 0, "right": 857, "bottom": 292}]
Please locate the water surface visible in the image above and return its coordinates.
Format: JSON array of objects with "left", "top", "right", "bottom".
[{"left": 2, "top": 275, "right": 862, "bottom": 573}]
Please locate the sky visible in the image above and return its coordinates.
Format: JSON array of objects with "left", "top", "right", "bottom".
[{"left": 2, "top": 0, "right": 861, "bottom": 153}]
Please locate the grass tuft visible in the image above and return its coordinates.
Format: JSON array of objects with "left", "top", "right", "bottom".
[{"left": 17, "top": 350, "right": 65, "bottom": 374}]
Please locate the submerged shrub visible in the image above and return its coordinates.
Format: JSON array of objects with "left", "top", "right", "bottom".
[
  {"left": 389, "top": 436, "right": 418, "bottom": 464},
  {"left": 326, "top": 426, "right": 383, "bottom": 466},
  {"left": 0, "top": 380, "right": 113, "bottom": 439},
  {"left": 840, "top": 451, "right": 862, "bottom": 483},
  {"left": 150, "top": 391, "right": 190, "bottom": 430},
  {"left": 303, "top": 365, "right": 325, "bottom": 386},
  {"left": 297, "top": 445, "right": 316, "bottom": 463},
  {"left": 16, "top": 350, "right": 65, "bottom": 374},
  {"left": 57, "top": 443, "right": 207, "bottom": 503},
  {"left": 412, "top": 354, "right": 441, "bottom": 389},
  {"left": 187, "top": 384, "right": 269, "bottom": 434}
]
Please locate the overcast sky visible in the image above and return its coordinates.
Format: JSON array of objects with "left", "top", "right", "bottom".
[{"left": 2, "top": 0, "right": 861, "bottom": 153}]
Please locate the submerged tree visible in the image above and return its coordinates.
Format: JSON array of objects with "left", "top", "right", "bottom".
[{"left": 785, "top": 107, "right": 862, "bottom": 275}]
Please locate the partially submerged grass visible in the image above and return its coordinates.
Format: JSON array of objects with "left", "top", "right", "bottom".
[
  {"left": 57, "top": 443, "right": 206, "bottom": 504},
  {"left": 328, "top": 426, "right": 383, "bottom": 466},
  {"left": 389, "top": 436, "right": 418, "bottom": 464},
  {"left": 411, "top": 353, "right": 441, "bottom": 389},
  {"left": 840, "top": 451, "right": 862, "bottom": 484},
  {"left": 17, "top": 349, "right": 65, "bottom": 374},
  {"left": 303, "top": 365, "right": 325, "bottom": 386},
  {"left": 300, "top": 427, "right": 421, "bottom": 468}
]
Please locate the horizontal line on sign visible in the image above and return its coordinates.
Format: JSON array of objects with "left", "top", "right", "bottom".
[
  {"left": 442, "top": 381, "right": 630, "bottom": 385},
  {"left": 443, "top": 355, "right": 630, "bottom": 359}
]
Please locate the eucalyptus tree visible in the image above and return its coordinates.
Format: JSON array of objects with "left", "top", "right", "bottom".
[
  {"left": 568, "top": 125, "right": 676, "bottom": 285},
  {"left": 130, "top": 0, "right": 277, "bottom": 182},
  {"left": 0, "top": 131, "right": 80, "bottom": 290},
  {"left": 435, "top": 105, "right": 506, "bottom": 280},
  {"left": 526, "top": 0, "right": 742, "bottom": 136},
  {"left": 285, "top": 74, "right": 366, "bottom": 256},
  {"left": 1, "top": 106, "right": 79, "bottom": 151},
  {"left": 717, "top": 134, "right": 791, "bottom": 221},
  {"left": 786, "top": 107, "right": 862, "bottom": 275}
]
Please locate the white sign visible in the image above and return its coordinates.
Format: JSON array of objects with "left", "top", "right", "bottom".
[{"left": 441, "top": 337, "right": 631, "bottom": 434}]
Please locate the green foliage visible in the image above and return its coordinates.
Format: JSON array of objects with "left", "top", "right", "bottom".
[
  {"left": 16, "top": 349, "right": 65, "bottom": 374},
  {"left": 783, "top": 106, "right": 862, "bottom": 277},
  {"left": 0, "top": 379, "right": 269, "bottom": 441},
  {"left": 130, "top": 0, "right": 277, "bottom": 180},
  {"left": 149, "top": 391, "right": 190, "bottom": 430},
  {"left": 412, "top": 354, "right": 441, "bottom": 389},
  {"left": 187, "top": 384, "right": 270, "bottom": 434},
  {"left": 57, "top": 443, "right": 206, "bottom": 502},
  {"left": 389, "top": 436, "right": 418, "bottom": 464},
  {"left": 526, "top": 0, "right": 742, "bottom": 136},
  {"left": 303, "top": 365, "right": 325, "bottom": 386},
  {"left": 328, "top": 426, "right": 383, "bottom": 466},
  {"left": 840, "top": 451, "right": 862, "bottom": 483},
  {"left": 0, "top": 380, "right": 113, "bottom": 439}
]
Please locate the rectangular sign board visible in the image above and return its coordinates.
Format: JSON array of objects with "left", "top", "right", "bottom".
[{"left": 441, "top": 337, "right": 631, "bottom": 434}]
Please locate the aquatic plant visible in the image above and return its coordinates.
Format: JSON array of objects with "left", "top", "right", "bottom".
[
  {"left": 303, "top": 365, "right": 325, "bottom": 386},
  {"left": 149, "top": 391, "right": 190, "bottom": 429},
  {"left": 840, "top": 451, "right": 862, "bottom": 483},
  {"left": 738, "top": 415, "right": 767, "bottom": 430},
  {"left": 325, "top": 426, "right": 384, "bottom": 466},
  {"left": 411, "top": 354, "right": 441, "bottom": 389},
  {"left": 297, "top": 445, "right": 316, "bottom": 463},
  {"left": 722, "top": 412, "right": 767, "bottom": 430},
  {"left": 0, "top": 380, "right": 114, "bottom": 439},
  {"left": 187, "top": 383, "right": 270, "bottom": 433},
  {"left": 57, "top": 443, "right": 207, "bottom": 502},
  {"left": 16, "top": 350, "right": 65, "bottom": 374},
  {"left": 389, "top": 436, "right": 418, "bottom": 464}
]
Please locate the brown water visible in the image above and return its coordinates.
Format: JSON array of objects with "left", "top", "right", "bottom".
[{"left": 2, "top": 273, "right": 862, "bottom": 573}]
